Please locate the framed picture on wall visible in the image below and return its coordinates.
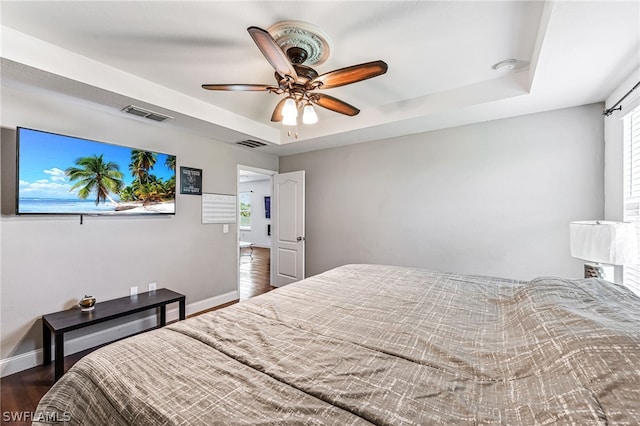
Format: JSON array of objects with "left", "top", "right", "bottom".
[
  {"left": 180, "top": 166, "right": 202, "bottom": 195},
  {"left": 264, "top": 196, "right": 271, "bottom": 219}
]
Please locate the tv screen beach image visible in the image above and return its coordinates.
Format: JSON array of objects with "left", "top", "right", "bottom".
[{"left": 17, "top": 128, "right": 176, "bottom": 215}]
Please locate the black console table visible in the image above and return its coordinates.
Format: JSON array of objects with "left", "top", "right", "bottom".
[{"left": 42, "top": 288, "right": 186, "bottom": 381}]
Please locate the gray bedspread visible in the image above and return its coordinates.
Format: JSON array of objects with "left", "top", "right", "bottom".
[{"left": 34, "top": 264, "right": 640, "bottom": 425}]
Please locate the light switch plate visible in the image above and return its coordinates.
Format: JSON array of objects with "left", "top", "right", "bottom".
[
  {"left": 223, "top": 224, "right": 229, "bottom": 233},
  {"left": 130, "top": 286, "right": 138, "bottom": 296}
]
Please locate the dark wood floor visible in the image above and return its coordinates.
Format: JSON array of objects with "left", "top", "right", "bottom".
[
  {"left": 240, "top": 246, "right": 274, "bottom": 301},
  {"left": 0, "top": 348, "right": 94, "bottom": 426},
  {"left": 0, "top": 248, "right": 274, "bottom": 425}
]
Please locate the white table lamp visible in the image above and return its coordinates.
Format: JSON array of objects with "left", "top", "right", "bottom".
[{"left": 569, "top": 220, "right": 639, "bottom": 282}]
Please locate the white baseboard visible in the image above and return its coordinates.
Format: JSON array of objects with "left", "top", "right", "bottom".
[
  {"left": 250, "top": 243, "right": 271, "bottom": 249},
  {"left": 0, "top": 290, "right": 238, "bottom": 378},
  {"left": 183, "top": 291, "right": 238, "bottom": 317}
]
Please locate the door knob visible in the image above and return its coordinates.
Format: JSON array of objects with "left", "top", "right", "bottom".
[{"left": 297, "top": 236, "right": 304, "bottom": 241}]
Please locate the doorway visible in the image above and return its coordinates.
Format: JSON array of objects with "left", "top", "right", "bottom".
[{"left": 237, "top": 166, "right": 276, "bottom": 301}]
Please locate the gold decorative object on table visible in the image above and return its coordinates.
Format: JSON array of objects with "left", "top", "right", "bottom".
[{"left": 79, "top": 295, "right": 96, "bottom": 312}]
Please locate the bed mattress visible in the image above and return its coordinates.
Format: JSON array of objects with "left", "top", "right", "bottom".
[{"left": 34, "top": 264, "right": 640, "bottom": 424}]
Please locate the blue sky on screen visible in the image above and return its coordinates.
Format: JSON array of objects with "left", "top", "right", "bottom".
[{"left": 18, "top": 128, "right": 175, "bottom": 199}]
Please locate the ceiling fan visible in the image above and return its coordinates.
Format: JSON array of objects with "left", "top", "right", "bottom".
[{"left": 202, "top": 23, "right": 388, "bottom": 126}]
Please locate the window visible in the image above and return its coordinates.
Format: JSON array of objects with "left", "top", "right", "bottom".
[
  {"left": 623, "top": 104, "right": 640, "bottom": 293},
  {"left": 239, "top": 192, "right": 251, "bottom": 229}
]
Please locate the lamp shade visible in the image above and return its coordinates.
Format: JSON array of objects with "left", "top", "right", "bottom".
[
  {"left": 282, "top": 114, "right": 297, "bottom": 126},
  {"left": 302, "top": 103, "right": 318, "bottom": 124},
  {"left": 282, "top": 97, "right": 298, "bottom": 119},
  {"left": 569, "top": 221, "right": 639, "bottom": 265}
]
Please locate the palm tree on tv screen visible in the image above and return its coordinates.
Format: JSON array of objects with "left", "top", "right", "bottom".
[
  {"left": 129, "top": 149, "right": 157, "bottom": 183},
  {"left": 165, "top": 155, "right": 176, "bottom": 172},
  {"left": 118, "top": 185, "right": 135, "bottom": 202},
  {"left": 164, "top": 156, "right": 176, "bottom": 197},
  {"left": 133, "top": 175, "right": 166, "bottom": 205},
  {"left": 65, "top": 155, "right": 125, "bottom": 205}
]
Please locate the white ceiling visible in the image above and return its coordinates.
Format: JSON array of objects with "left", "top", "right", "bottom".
[
  {"left": 239, "top": 170, "right": 271, "bottom": 183},
  {"left": 1, "top": 1, "right": 639, "bottom": 156}
]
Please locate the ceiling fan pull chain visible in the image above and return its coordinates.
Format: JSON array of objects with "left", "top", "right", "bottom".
[{"left": 286, "top": 126, "right": 299, "bottom": 139}]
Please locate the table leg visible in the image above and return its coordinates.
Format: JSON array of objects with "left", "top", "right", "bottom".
[
  {"left": 160, "top": 305, "right": 166, "bottom": 326},
  {"left": 179, "top": 299, "right": 186, "bottom": 320},
  {"left": 54, "top": 333, "right": 64, "bottom": 381},
  {"left": 43, "top": 324, "right": 51, "bottom": 366}
]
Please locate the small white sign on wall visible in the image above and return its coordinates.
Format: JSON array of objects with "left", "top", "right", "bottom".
[{"left": 202, "top": 193, "right": 236, "bottom": 224}]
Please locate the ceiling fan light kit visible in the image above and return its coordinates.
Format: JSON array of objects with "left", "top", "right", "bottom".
[
  {"left": 202, "top": 20, "right": 388, "bottom": 131},
  {"left": 282, "top": 97, "right": 298, "bottom": 119},
  {"left": 282, "top": 114, "right": 297, "bottom": 126},
  {"left": 303, "top": 103, "right": 319, "bottom": 124}
]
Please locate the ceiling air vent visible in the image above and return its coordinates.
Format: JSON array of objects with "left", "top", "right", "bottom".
[
  {"left": 236, "top": 140, "right": 266, "bottom": 148},
  {"left": 122, "top": 105, "right": 174, "bottom": 122}
]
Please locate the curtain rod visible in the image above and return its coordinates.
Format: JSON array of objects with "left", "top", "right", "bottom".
[{"left": 603, "top": 80, "right": 640, "bottom": 116}]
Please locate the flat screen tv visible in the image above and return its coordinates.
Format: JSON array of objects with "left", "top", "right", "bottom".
[{"left": 16, "top": 127, "right": 176, "bottom": 215}]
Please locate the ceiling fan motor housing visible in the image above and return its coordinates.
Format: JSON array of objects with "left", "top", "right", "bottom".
[{"left": 286, "top": 46, "right": 308, "bottom": 64}]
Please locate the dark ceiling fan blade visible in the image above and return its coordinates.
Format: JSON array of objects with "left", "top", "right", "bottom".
[
  {"left": 310, "top": 93, "right": 360, "bottom": 116},
  {"left": 311, "top": 60, "right": 388, "bottom": 89},
  {"left": 201, "top": 84, "right": 272, "bottom": 91},
  {"left": 271, "top": 97, "right": 287, "bottom": 122},
  {"left": 247, "top": 26, "right": 297, "bottom": 80}
]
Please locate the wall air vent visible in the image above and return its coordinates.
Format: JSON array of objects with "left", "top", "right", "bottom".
[
  {"left": 236, "top": 140, "right": 267, "bottom": 148},
  {"left": 121, "top": 105, "right": 174, "bottom": 122}
]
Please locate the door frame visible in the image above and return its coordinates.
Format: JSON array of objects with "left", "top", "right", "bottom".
[{"left": 236, "top": 165, "right": 277, "bottom": 295}]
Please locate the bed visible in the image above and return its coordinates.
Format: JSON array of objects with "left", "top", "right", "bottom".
[{"left": 34, "top": 264, "right": 640, "bottom": 425}]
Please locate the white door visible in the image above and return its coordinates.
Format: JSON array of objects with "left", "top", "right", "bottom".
[{"left": 272, "top": 171, "right": 305, "bottom": 287}]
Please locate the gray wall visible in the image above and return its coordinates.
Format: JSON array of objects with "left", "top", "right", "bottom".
[
  {"left": 0, "top": 84, "right": 278, "bottom": 361},
  {"left": 280, "top": 104, "right": 604, "bottom": 280}
]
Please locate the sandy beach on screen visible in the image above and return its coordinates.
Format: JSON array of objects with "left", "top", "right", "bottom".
[{"left": 114, "top": 201, "right": 174, "bottom": 214}]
